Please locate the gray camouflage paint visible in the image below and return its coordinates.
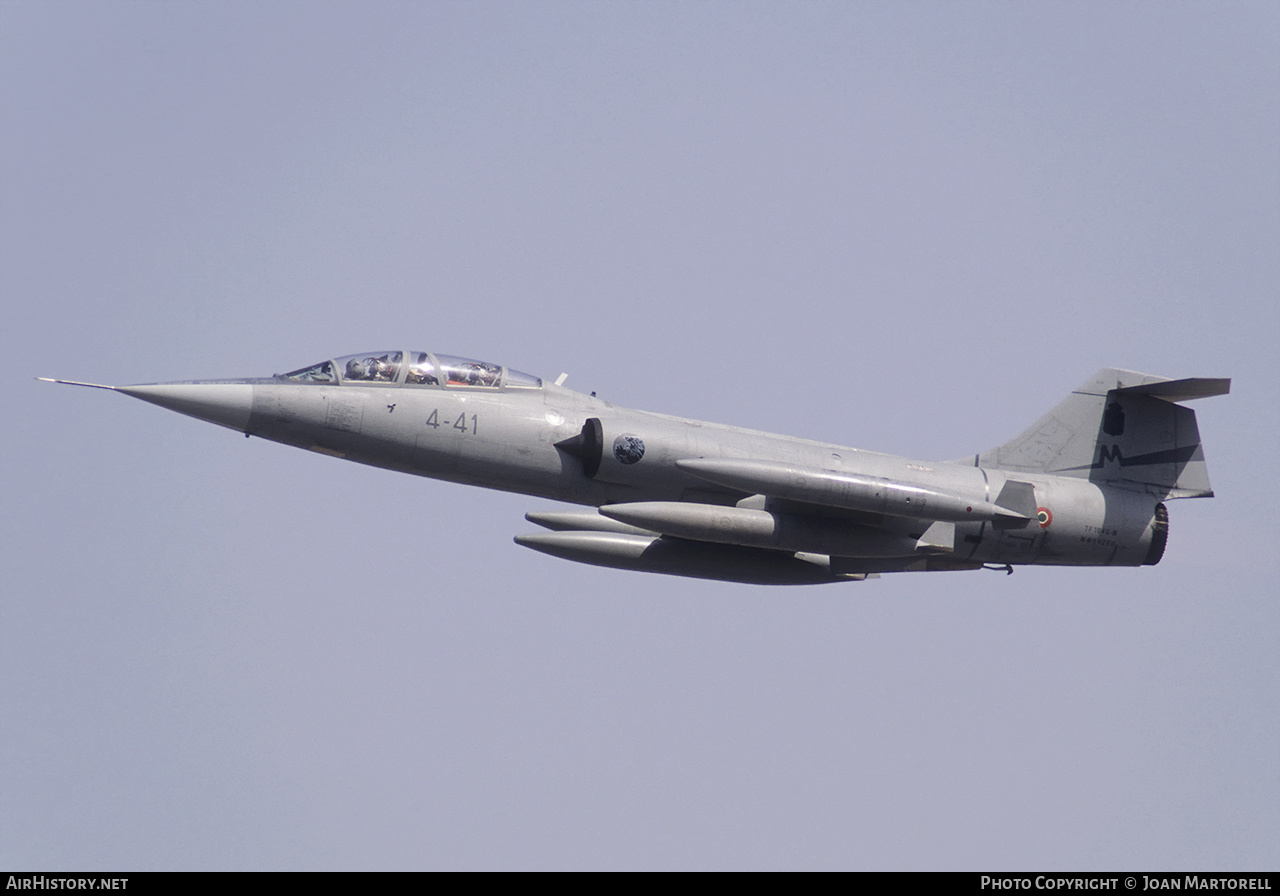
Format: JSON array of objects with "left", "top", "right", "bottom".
[{"left": 42, "top": 357, "right": 1228, "bottom": 585}]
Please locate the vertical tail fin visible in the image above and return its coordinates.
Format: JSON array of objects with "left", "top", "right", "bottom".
[{"left": 977, "top": 369, "right": 1230, "bottom": 499}]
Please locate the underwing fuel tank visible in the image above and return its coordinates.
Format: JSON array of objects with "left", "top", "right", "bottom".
[
  {"left": 675, "top": 458, "right": 1027, "bottom": 526},
  {"left": 524, "top": 509, "right": 655, "bottom": 536},
  {"left": 597, "top": 501, "right": 935, "bottom": 557},
  {"left": 513, "top": 531, "right": 870, "bottom": 585}
]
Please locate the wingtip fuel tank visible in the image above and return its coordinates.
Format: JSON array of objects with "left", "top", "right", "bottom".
[{"left": 514, "top": 530, "right": 868, "bottom": 585}]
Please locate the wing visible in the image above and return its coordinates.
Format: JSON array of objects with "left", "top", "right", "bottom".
[{"left": 513, "top": 457, "right": 1017, "bottom": 584}]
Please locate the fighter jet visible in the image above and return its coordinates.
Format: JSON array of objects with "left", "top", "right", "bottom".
[{"left": 41, "top": 351, "right": 1228, "bottom": 584}]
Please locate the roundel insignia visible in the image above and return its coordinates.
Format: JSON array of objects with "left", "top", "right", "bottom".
[
  {"left": 1037, "top": 507, "right": 1053, "bottom": 528},
  {"left": 613, "top": 434, "right": 645, "bottom": 465}
]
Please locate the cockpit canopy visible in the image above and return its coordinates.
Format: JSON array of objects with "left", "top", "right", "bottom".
[{"left": 283, "top": 351, "right": 542, "bottom": 390}]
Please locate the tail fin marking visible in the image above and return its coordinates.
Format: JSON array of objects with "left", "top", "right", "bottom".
[{"left": 977, "top": 369, "right": 1229, "bottom": 500}]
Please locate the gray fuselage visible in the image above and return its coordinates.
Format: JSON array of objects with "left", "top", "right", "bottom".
[
  {"left": 237, "top": 377, "right": 1161, "bottom": 571},
  {"left": 52, "top": 351, "right": 1219, "bottom": 584}
]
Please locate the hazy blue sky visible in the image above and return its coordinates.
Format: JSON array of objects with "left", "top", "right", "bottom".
[{"left": 3, "top": 0, "right": 1276, "bottom": 870}]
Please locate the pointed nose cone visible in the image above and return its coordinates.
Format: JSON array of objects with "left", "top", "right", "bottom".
[{"left": 116, "top": 383, "right": 254, "bottom": 433}]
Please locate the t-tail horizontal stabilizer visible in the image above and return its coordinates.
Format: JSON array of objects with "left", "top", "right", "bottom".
[{"left": 978, "top": 368, "right": 1229, "bottom": 499}]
